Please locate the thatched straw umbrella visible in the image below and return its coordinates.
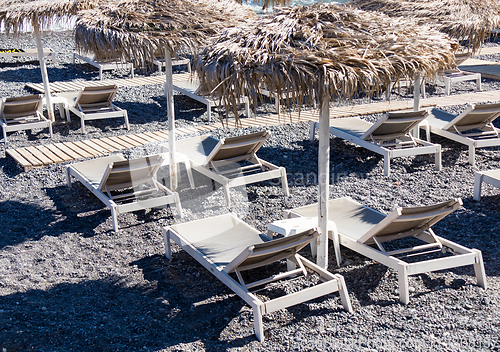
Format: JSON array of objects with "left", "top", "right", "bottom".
[
  {"left": 75, "top": 0, "right": 257, "bottom": 188},
  {"left": 195, "top": 3, "right": 458, "bottom": 268},
  {"left": 0, "top": 0, "right": 100, "bottom": 121},
  {"left": 350, "top": 0, "right": 500, "bottom": 53}
]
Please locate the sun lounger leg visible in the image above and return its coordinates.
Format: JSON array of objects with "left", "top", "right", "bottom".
[
  {"left": 280, "top": 167, "right": 290, "bottom": 196},
  {"left": 110, "top": 206, "right": 119, "bottom": 232},
  {"left": 245, "top": 99, "right": 250, "bottom": 118},
  {"left": 473, "top": 249, "right": 488, "bottom": 289},
  {"left": 336, "top": 274, "right": 353, "bottom": 313},
  {"left": 309, "top": 121, "right": 317, "bottom": 142},
  {"left": 163, "top": 228, "right": 172, "bottom": 260},
  {"left": 435, "top": 146, "right": 442, "bottom": 171},
  {"left": 473, "top": 172, "right": 483, "bottom": 201},
  {"left": 477, "top": 76, "right": 482, "bottom": 91},
  {"left": 253, "top": 304, "right": 265, "bottom": 342},
  {"left": 468, "top": 145, "right": 476, "bottom": 166},
  {"left": 383, "top": 153, "right": 391, "bottom": 176},
  {"left": 174, "top": 192, "right": 183, "bottom": 217},
  {"left": 329, "top": 226, "right": 341, "bottom": 267},
  {"left": 206, "top": 103, "right": 211, "bottom": 123},
  {"left": 398, "top": 263, "right": 410, "bottom": 304},
  {"left": 99, "top": 67, "right": 103, "bottom": 80},
  {"left": 66, "top": 167, "right": 72, "bottom": 188},
  {"left": 48, "top": 121, "right": 53, "bottom": 139},
  {"left": 124, "top": 111, "right": 130, "bottom": 130},
  {"left": 2, "top": 126, "right": 7, "bottom": 145},
  {"left": 223, "top": 183, "right": 231, "bottom": 206}
]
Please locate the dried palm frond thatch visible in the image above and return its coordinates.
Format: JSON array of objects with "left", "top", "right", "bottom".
[
  {"left": 195, "top": 3, "right": 458, "bottom": 120},
  {"left": 236, "top": 0, "right": 291, "bottom": 10},
  {"left": 0, "top": 0, "right": 101, "bottom": 33},
  {"left": 350, "top": 0, "right": 500, "bottom": 53},
  {"left": 75, "top": 0, "right": 257, "bottom": 63}
]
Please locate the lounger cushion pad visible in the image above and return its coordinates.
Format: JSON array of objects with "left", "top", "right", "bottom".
[
  {"left": 170, "top": 214, "right": 267, "bottom": 267},
  {"left": 70, "top": 154, "right": 126, "bottom": 188},
  {"left": 291, "top": 198, "right": 385, "bottom": 241},
  {"left": 329, "top": 117, "right": 371, "bottom": 138}
]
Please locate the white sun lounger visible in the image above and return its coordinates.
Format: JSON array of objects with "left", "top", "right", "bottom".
[
  {"left": 310, "top": 110, "right": 442, "bottom": 176},
  {"left": 473, "top": 169, "right": 500, "bottom": 201},
  {"left": 421, "top": 103, "right": 500, "bottom": 166},
  {"left": 66, "top": 153, "right": 183, "bottom": 231},
  {"left": 0, "top": 48, "right": 55, "bottom": 62},
  {"left": 171, "top": 75, "right": 250, "bottom": 123},
  {"left": 153, "top": 55, "right": 191, "bottom": 73},
  {"left": 56, "top": 85, "right": 129, "bottom": 133},
  {"left": 421, "top": 53, "right": 481, "bottom": 98},
  {"left": 0, "top": 94, "right": 53, "bottom": 145},
  {"left": 163, "top": 213, "right": 353, "bottom": 341},
  {"left": 170, "top": 131, "right": 289, "bottom": 206},
  {"left": 73, "top": 52, "right": 134, "bottom": 80},
  {"left": 285, "top": 197, "right": 487, "bottom": 304}
]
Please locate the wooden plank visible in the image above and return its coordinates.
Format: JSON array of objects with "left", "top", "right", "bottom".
[
  {"left": 107, "top": 136, "right": 135, "bottom": 149},
  {"left": 72, "top": 140, "right": 103, "bottom": 157},
  {"left": 44, "top": 144, "right": 73, "bottom": 161},
  {"left": 89, "top": 138, "right": 119, "bottom": 152},
  {"left": 114, "top": 135, "right": 143, "bottom": 147},
  {"left": 62, "top": 142, "right": 94, "bottom": 158},
  {"left": 141, "top": 132, "right": 164, "bottom": 142},
  {"left": 150, "top": 131, "right": 170, "bottom": 140},
  {"left": 52, "top": 142, "right": 83, "bottom": 159},
  {"left": 34, "top": 145, "right": 65, "bottom": 164},
  {"left": 24, "top": 146, "right": 54, "bottom": 165},
  {"left": 6, "top": 149, "right": 32, "bottom": 169},
  {"left": 97, "top": 137, "right": 125, "bottom": 151},
  {"left": 134, "top": 133, "right": 158, "bottom": 143},
  {"left": 80, "top": 139, "right": 110, "bottom": 154},
  {"left": 126, "top": 134, "right": 151, "bottom": 145},
  {"left": 15, "top": 148, "right": 44, "bottom": 167}
]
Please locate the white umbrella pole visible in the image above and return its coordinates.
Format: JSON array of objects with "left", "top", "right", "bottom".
[
  {"left": 33, "top": 25, "right": 54, "bottom": 122},
  {"left": 412, "top": 73, "right": 422, "bottom": 137},
  {"left": 164, "top": 49, "right": 178, "bottom": 190},
  {"left": 317, "top": 92, "right": 338, "bottom": 268}
]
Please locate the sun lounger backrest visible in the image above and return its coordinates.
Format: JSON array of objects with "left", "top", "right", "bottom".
[
  {"left": 454, "top": 52, "right": 471, "bottom": 66},
  {"left": 1, "top": 94, "right": 42, "bottom": 120},
  {"left": 443, "top": 103, "right": 500, "bottom": 132},
  {"left": 211, "top": 131, "right": 271, "bottom": 162},
  {"left": 98, "top": 154, "right": 164, "bottom": 192},
  {"left": 76, "top": 85, "right": 118, "bottom": 109},
  {"left": 361, "top": 110, "right": 428, "bottom": 142},
  {"left": 358, "top": 198, "right": 462, "bottom": 244},
  {"left": 224, "top": 228, "right": 319, "bottom": 273}
]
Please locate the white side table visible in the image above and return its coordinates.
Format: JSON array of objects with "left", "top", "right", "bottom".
[
  {"left": 268, "top": 217, "right": 320, "bottom": 270},
  {"left": 42, "top": 95, "right": 69, "bottom": 121},
  {"left": 158, "top": 149, "right": 195, "bottom": 189},
  {"left": 269, "top": 216, "right": 342, "bottom": 267}
]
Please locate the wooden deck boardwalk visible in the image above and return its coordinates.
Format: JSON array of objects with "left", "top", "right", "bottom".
[
  {"left": 7, "top": 89, "right": 500, "bottom": 171},
  {"left": 25, "top": 73, "right": 192, "bottom": 93}
]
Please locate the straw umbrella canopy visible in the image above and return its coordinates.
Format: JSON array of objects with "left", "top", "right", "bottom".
[
  {"left": 350, "top": 0, "right": 500, "bottom": 54},
  {"left": 75, "top": 0, "right": 257, "bottom": 188},
  {"left": 195, "top": 3, "right": 458, "bottom": 268},
  {"left": 0, "top": 0, "right": 101, "bottom": 121}
]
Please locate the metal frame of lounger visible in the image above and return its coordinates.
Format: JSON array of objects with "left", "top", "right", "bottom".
[
  {"left": 0, "top": 48, "right": 55, "bottom": 62},
  {"left": 57, "top": 85, "right": 129, "bottom": 133},
  {"left": 170, "top": 75, "right": 250, "bottom": 123},
  {"left": 473, "top": 169, "right": 500, "bottom": 201},
  {"left": 66, "top": 153, "right": 183, "bottom": 231},
  {"left": 310, "top": 110, "right": 442, "bottom": 176},
  {"left": 421, "top": 103, "right": 500, "bottom": 166},
  {"left": 285, "top": 197, "right": 487, "bottom": 304},
  {"left": 73, "top": 52, "right": 134, "bottom": 80},
  {"left": 173, "top": 131, "right": 290, "bottom": 206},
  {"left": 0, "top": 94, "right": 53, "bottom": 145},
  {"left": 163, "top": 213, "right": 353, "bottom": 341}
]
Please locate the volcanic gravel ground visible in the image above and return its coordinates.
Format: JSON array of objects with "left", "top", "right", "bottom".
[{"left": 0, "top": 31, "right": 500, "bottom": 351}]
